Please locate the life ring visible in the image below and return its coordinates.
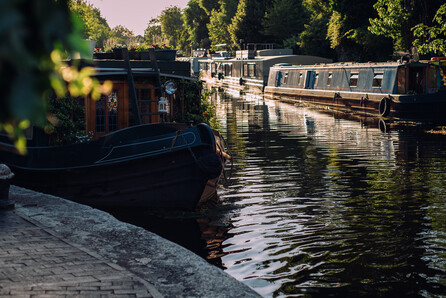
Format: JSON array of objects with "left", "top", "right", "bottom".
[{"left": 379, "top": 97, "right": 390, "bottom": 117}]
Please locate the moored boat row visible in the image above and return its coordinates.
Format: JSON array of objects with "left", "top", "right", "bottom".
[
  {"left": 200, "top": 45, "right": 446, "bottom": 120},
  {"left": 199, "top": 46, "right": 332, "bottom": 96},
  {"left": 264, "top": 59, "right": 446, "bottom": 119}
]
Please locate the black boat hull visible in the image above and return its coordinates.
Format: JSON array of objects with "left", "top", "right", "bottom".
[{"left": 1, "top": 123, "right": 223, "bottom": 210}]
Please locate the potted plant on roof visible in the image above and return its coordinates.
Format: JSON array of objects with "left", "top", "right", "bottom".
[
  {"left": 152, "top": 43, "right": 177, "bottom": 61},
  {"left": 93, "top": 47, "right": 114, "bottom": 59},
  {"left": 137, "top": 44, "right": 151, "bottom": 60}
]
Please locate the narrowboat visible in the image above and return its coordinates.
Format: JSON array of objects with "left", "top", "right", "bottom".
[
  {"left": 264, "top": 59, "right": 446, "bottom": 119},
  {"left": 200, "top": 44, "right": 332, "bottom": 95},
  {"left": 0, "top": 48, "right": 228, "bottom": 210}
]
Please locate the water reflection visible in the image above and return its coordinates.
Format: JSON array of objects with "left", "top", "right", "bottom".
[
  {"left": 213, "top": 93, "right": 446, "bottom": 297},
  {"left": 111, "top": 93, "right": 446, "bottom": 297}
]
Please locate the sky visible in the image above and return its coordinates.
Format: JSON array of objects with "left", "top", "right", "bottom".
[{"left": 88, "top": 0, "right": 190, "bottom": 36}]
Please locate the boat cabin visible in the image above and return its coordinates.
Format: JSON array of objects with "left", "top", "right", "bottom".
[
  {"left": 264, "top": 60, "right": 446, "bottom": 119},
  {"left": 199, "top": 48, "right": 332, "bottom": 94},
  {"left": 77, "top": 48, "right": 196, "bottom": 140},
  {"left": 268, "top": 61, "right": 443, "bottom": 95},
  {"left": 0, "top": 48, "right": 193, "bottom": 146},
  {"left": 86, "top": 59, "right": 164, "bottom": 139}
]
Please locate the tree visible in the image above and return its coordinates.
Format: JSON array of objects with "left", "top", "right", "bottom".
[
  {"left": 183, "top": 0, "right": 210, "bottom": 49},
  {"left": 69, "top": 0, "right": 111, "bottom": 48},
  {"left": 198, "top": 0, "right": 220, "bottom": 15},
  {"left": 325, "top": 0, "right": 393, "bottom": 61},
  {"left": 144, "top": 18, "right": 163, "bottom": 45},
  {"left": 207, "top": 0, "right": 238, "bottom": 49},
  {"left": 208, "top": 9, "right": 231, "bottom": 49},
  {"left": 369, "top": 0, "right": 443, "bottom": 53},
  {"left": 111, "top": 25, "right": 135, "bottom": 46},
  {"left": 368, "top": 0, "right": 410, "bottom": 52},
  {"left": 263, "top": 0, "right": 307, "bottom": 45},
  {"left": 413, "top": 4, "right": 446, "bottom": 56},
  {"left": 298, "top": 18, "right": 334, "bottom": 58},
  {"left": 159, "top": 6, "right": 184, "bottom": 49},
  {"left": 0, "top": 0, "right": 109, "bottom": 153},
  {"left": 229, "top": 0, "right": 273, "bottom": 46},
  {"left": 297, "top": 0, "right": 333, "bottom": 58}
]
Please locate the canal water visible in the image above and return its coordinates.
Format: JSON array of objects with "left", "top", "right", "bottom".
[{"left": 114, "top": 93, "right": 446, "bottom": 297}]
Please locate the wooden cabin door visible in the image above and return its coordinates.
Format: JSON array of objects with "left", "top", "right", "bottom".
[{"left": 86, "top": 82, "right": 128, "bottom": 139}]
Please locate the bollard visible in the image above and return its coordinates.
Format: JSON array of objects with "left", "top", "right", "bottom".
[{"left": 0, "top": 164, "right": 14, "bottom": 209}]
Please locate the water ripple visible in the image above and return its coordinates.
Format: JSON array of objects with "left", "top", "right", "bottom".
[{"left": 214, "top": 96, "right": 446, "bottom": 297}]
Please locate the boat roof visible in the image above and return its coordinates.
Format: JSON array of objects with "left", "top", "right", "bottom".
[
  {"left": 93, "top": 67, "right": 156, "bottom": 76},
  {"left": 271, "top": 60, "right": 434, "bottom": 70},
  {"left": 205, "top": 55, "right": 333, "bottom": 64}
]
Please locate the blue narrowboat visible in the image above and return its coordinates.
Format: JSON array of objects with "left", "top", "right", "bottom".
[{"left": 264, "top": 59, "right": 446, "bottom": 119}]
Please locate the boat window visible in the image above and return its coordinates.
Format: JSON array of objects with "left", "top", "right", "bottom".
[
  {"left": 372, "top": 73, "right": 383, "bottom": 88},
  {"left": 96, "top": 90, "right": 120, "bottom": 134},
  {"left": 225, "top": 64, "right": 232, "bottom": 76},
  {"left": 314, "top": 73, "right": 319, "bottom": 86},
  {"left": 108, "top": 91, "right": 118, "bottom": 132},
  {"left": 283, "top": 73, "right": 288, "bottom": 84},
  {"left": 327, "top": 73, "right": 332, "bottom": 86},
  {"left": 428, "top": 65, "right": 438, "bottom": 88},
  {"left": 397, "top": 67, "right": 406, "bottom": 93},
  {"left": 243, "top": 64, "right": 248, "bottom": 76},
  {"left": 248, "top": 63, "right": 256, "bottom": 77},
  {"left": 95, "top": 95, "right": 106, "bottom": 133},
  {"left": 136, "top": 88, "right": 152, "bottom": 124},
  {"left": 350, "top": 73, "right": 359, "bottom": 87},
  {"left": 408, "top": 67, "right": 425, "bottom": 94}
]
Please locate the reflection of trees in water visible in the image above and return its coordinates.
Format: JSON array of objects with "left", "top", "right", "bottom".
[
  {"left": 218, "top": 95, "right": 330, "bottom": 198},
  {"left": 215, "top": 94, "right": 446, "bottom": 297}
]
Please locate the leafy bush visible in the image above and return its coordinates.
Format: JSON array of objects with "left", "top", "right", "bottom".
[
  {"left": 161, "top": 78, "right": 218, "bottom": 129},
  {"left": 46, "top": 96, "right": 90, "bottom": 145}
]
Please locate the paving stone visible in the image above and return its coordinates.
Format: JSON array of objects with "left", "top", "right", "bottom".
[
  {"left": 0, "top": 210, "right": 154, "bottom": 298},
  {"left": 1, "top": 186, "right": 262, "bottom": 297}
]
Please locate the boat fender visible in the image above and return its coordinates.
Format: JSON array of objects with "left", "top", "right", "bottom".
[
  {"left": 379, "top": 97, "right": 390, "bottom": 117},
  {"left": 360, "top": 94, "right": 369, "bottom": 106},
  {"left": 239, "top": 78, "right": 244, "bottom": 85},
  {"left": 334, "top": 92, "right": 341, "bottom": 101},
  {"left": 218, "top": 73, "right": 223, "bottom": 80},
  {"left": 196, "top": 153, "right": 222, "bottom": 179}
]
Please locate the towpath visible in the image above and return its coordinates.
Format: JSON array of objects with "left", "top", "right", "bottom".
[{"left": 0, "top": 186, "right": 260, "bottom": 297}]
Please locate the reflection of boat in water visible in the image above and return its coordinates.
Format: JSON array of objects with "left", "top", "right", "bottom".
[
  {"left": 265, "top": 59, "right": 446, "bottom": 120},
  {"left": 0, "top": 48, "right": 228, "bottom": 210},
  {"left": 304, "top": 115, "right": 315, "bottom": 135}
]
